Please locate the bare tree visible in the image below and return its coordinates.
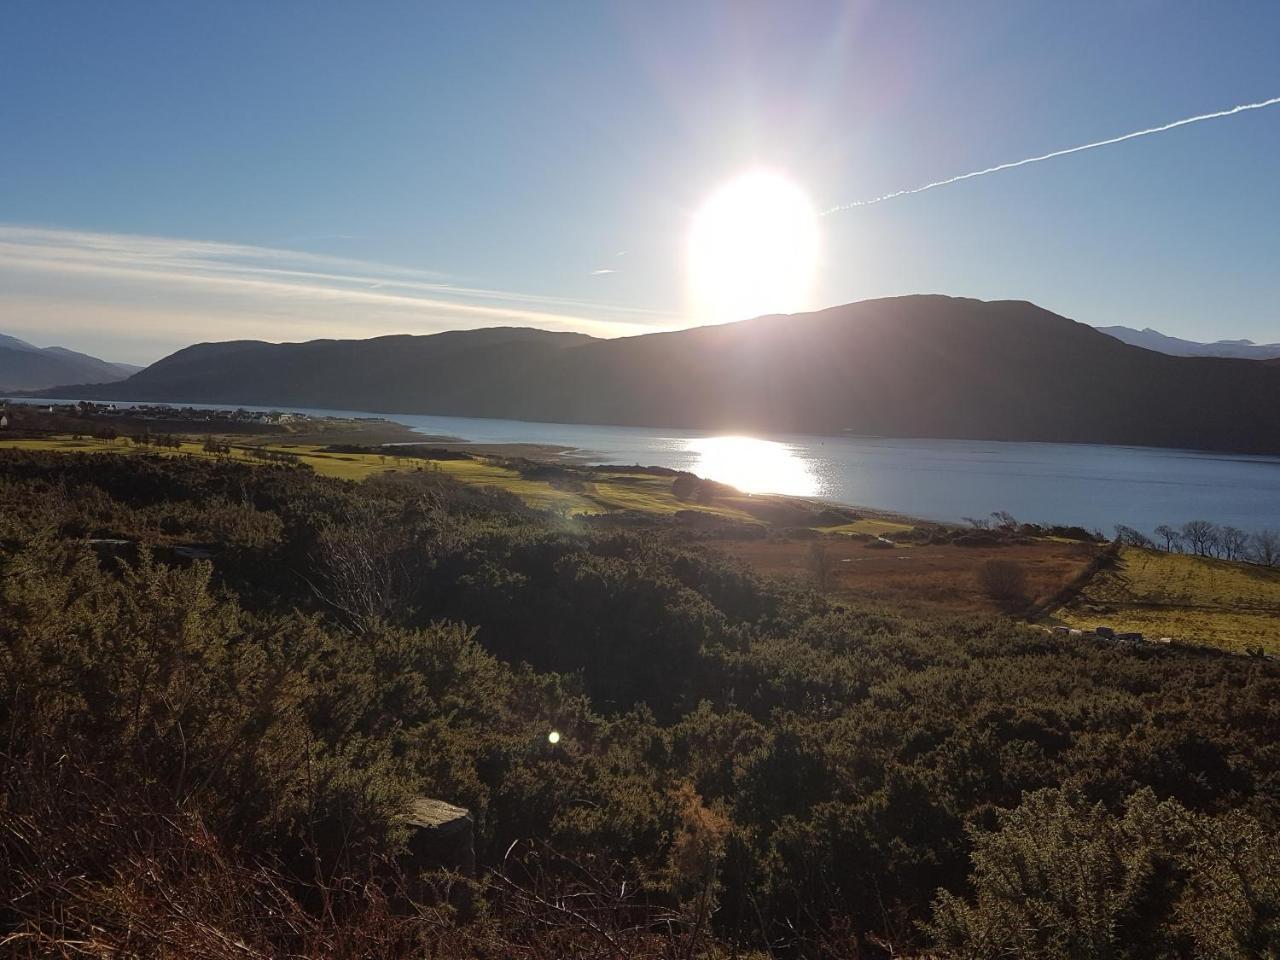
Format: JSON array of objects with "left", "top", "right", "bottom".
[
  {"left": 313, "top": 524, "right": 407, "bottom": 633},
  {"left": 963, "top": 516, "right": 991, "bottom": 531},
  {"left": 1181, "top": 520, "right": 1220, "bottom": 558},
  {"left": 1154, "top": 524, "right": 1183, "bottom": 553},
  {"left": 1218, "top": 526, "right": 1249, "bottom": 562},
  {"left": 990, "top": 510, "right": 1020, "bottom": 532},
  {"left": 1249, "top": 529, "right": 1280, "bottom": 567},
  {"left": 1114, "top": 524, "right": 1154, "bottom": 548},
  {"left": 806, "top": 541, "right": 835, "bottom": 596},
  {"left": 977, "top": 559, "right": 1030, "bottom": 612},
  {"left": 308, "top": 498, "right": 432, "bottom": 633}
]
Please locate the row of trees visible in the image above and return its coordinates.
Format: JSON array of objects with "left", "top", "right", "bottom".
[
  {"left": 200, "top": 435, "right": 234, "bottom": 455},
  {"left": 73, "top": 429, "right": 183, "bottom": 448},
  {"left": 1116, "top": 520, "right": 1280, "bottom": 565},
  {"left": 129, "top": 432, "right": 185, "bottom": 449},
  {"left": 245, "top": 446, "right": 302, "bottom": 464},
  {"left": 962, "top": 511, "right": 1099, "bottom": 543},
  {"left": 962, "top": 510, "right": 1278, "bottom": 567}
]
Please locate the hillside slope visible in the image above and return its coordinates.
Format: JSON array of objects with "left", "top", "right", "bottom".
[
  {"left": 0, "top": 334, "right": 139, "bottom": 390},
  {"left": 43, "top": 296, "right": 1280, "bottom": 454},
  {"left": 73, "top": 327, "right": 596, "bottom": 411}
]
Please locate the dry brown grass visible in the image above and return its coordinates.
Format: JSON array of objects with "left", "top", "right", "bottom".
[
  {"left": 0, "top": 755, "right": 728, "bottom": 960},
  {"left": 706, "top": 536, "right": 1100, "bottom": 617},
  {"left": 1, "top": 758, "right": 424, "bottom": 960}
]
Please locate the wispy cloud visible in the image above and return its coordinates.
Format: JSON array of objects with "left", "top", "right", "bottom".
[
  {"left": 823, "top": 94, "right": 1280, "bottom": 214},
  {"left": 591, "top": 268, "right": 617, "bottom": 275},
  {"left": 0, "top": 225, "right": 678, "bottom": 362}
]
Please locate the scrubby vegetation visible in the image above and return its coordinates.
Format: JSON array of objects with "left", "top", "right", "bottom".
[{"left": 2, "top": 450, "right": 1278, "bottom": 958}]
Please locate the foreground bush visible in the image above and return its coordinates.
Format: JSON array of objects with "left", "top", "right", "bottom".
[
  {"left": 929, "top": 788, "right": 1280, "bottom": 959},
  {"left": 1, "top": 452, "right": 1277, "bottom": 957}
]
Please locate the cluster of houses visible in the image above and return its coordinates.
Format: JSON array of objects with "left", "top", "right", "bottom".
[
  {"left": 0, "top": 401, "right": 316, "bottom": 444},
  {"left": 63, "top": 401, "right": 301, "bottom": 426},
  {"left": 1, "top": 400, "right": 302, "bottom": 428}
]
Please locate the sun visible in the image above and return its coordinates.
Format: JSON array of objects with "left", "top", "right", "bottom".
[{"left": 687, "top": 170, "right": 820, "bottom": 324}]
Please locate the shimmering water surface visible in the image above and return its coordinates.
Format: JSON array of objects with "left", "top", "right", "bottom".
[{"left": 19, "top": 399, "right": 1280, "bottom": 532}]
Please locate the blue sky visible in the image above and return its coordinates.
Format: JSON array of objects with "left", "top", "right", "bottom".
[{"left": 2, "top": 1, "right": 1278, "bottom": 363}]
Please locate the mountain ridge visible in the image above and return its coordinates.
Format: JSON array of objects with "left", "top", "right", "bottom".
[
  {"left": 33, "top": 296, "right": 1280, "bottom": 455},
  {"left": 0, "top": 334, "right": 141, "bottom": 390},
  {"left": 1097, "top": 325, "right": 1280, "bottom": 360}
]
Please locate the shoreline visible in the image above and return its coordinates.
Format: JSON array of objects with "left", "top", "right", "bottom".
[
  {"left": 8, "top": 397, "right": 1279, "bottom": 533},
  {"left": 18, "top": 395, "right": 1280, "bottom": 462},
  {"left": 391, "top": 439, "right": 588, "bottom": 461}
]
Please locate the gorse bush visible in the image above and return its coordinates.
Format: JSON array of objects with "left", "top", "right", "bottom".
[
  {"left": 1, "top": 450, "right": 1277, "bottom": 958},
  {"left": 976, "top": 556, "right": 1030, "bottom": 610},
  {"left": 928, "top": 788, "right": 1280, "bottom": 959}
]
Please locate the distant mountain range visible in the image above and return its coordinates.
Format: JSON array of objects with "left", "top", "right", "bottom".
[
  {"left": 0, "top": 334, "right": 141, "bottom": 391},
  {"left": 1096, "top": 325, "right": 1280, "bottom": 360},
  {"left": 36, "top": 295, "right": 1280, "bottom": 455}
]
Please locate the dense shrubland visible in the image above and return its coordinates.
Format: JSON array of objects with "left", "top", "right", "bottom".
[{"left": 1, "top": 451, "right": 1277, "bottom": 958}]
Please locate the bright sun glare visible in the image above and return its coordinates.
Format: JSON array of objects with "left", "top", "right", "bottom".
[
  {"left": 688, "top": 435, "right": 819, "bottom": 497},
  {"left": 687, "top": 170, "right": 820, "bottom": 324}
]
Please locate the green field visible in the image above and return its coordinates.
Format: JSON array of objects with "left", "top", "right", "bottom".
[{"left": 1054, "top": 545, "right": 1280, "bottom": 654}]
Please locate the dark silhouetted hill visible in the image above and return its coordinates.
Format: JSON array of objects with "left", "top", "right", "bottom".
[{"left": 40, "top": 297, "right": 1280, "bottom": 454}]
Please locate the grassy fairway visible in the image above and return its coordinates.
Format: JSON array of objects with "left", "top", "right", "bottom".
[
  {"left": 1054, "top": 546, "right": 1280, "bottom": 654},
  {"left": 0, "top": 435, "right": 761, "bottom": 521},
  {"left": 384, "top": 458, "right": 763, "bottom": 519},
  {"left": 268, "top": 449, "right": 760, "bottom": 518},
  {"left": 0, "top": 437, "right": 117, "bottom": 453}
]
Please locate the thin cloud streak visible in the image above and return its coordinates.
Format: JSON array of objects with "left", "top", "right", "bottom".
[
  {"left": 823, "top": 94, "right": 1280, "bottom": 214},
  {"left": 0, "top": 225, "right": 670, "bottom": 320},
  {"left": 2, "top": 250, "right": 635, "bottom": 327},
  {"left": 0, "top": 225, "right": 680, "bottom": 360}
]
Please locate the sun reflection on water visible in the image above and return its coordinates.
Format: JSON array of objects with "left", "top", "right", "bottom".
[{"left": 686, "top": 435, "right": 819, "bottom": 497}]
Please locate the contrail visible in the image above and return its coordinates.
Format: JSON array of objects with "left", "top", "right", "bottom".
[{"left": 822, "top": 95, "right": 1280, "bottom": 215}]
